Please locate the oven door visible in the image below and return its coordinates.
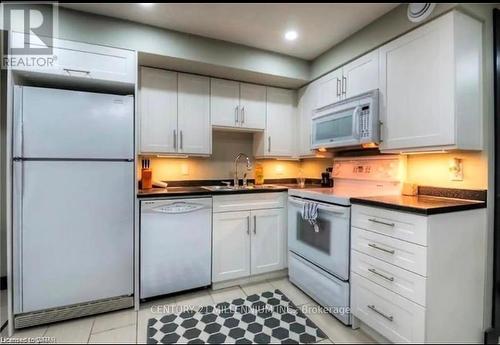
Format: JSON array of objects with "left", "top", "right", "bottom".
[
  {"left": 311, "top": 103, "right": 361, "bottom": 149},
  {"left": 287, "top": 196, "right": 350, "bottom": 280}
]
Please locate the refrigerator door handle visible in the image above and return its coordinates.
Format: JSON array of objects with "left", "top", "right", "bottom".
[
  {"left": 13, "top": 161, "right": 23, "bottom": 313},
  {"left": 13, "top": 86, "right": 23, "bottom": 158}
]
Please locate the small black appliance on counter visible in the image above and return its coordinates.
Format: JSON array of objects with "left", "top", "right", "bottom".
[{"left": 321, "top": 167, "right": 334, "bottom": 187}]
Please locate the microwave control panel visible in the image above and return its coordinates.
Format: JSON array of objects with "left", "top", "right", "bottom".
[{"left": 359, "top": 105, "right": 370, "bottom": 139}]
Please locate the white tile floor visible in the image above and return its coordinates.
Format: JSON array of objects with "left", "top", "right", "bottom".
[{"left": 11, "top": 278, "right": 375, "bottom": 344}]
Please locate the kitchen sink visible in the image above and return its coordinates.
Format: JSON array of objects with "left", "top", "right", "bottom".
[
  {"left": 201, "top": 186, "right": 236, "bottom": 191},
  {"left": 201, "top": 184, "right": 284, "bottom": 192},
  {"left": 251, "top": 184, "right": 284, "bottom": 189}
]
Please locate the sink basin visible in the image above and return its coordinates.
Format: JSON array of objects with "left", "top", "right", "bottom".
[
  {"left": 252, "top": 184, "right": 284, "bottom": 189},
  {"left": 201, "top": 186, "right": 236, "bottom": 191},
  {"left": 201, "top": 184, "right": 284, "bottom": 192}
]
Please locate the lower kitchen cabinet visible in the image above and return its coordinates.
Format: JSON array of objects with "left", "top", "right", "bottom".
[
  {"left": 250, "top": 208, "right": 286, "bottom": 275},
  {"left": 212, "top": 211, "right": 251, "bottom": 282},
  {"left": 212, "top": 193, "right": 287, "bottom": 283},
  {"left": 350, "top": 204, "right": 487, "bottom": 343}
]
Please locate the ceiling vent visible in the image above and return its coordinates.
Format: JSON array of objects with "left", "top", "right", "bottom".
[{"left": 407, "top": 3, "right": 436, "bottom": 23}]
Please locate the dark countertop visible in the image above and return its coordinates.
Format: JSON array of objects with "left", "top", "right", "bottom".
[
  {"left": 137, "top": 184, "right": 324, "bottom": 198},
  {"left": 350, "top": 194, "right": 486, "bottom": 215},
  {"left": 138, "top": 186, "right": 211, "bottom": 198}
]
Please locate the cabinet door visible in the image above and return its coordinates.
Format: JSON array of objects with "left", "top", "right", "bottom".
[
  {"left": 379, "top": 15, "right": 455, "bottom": 151},
  {"left": 266, "top": 87, "right": 296, "bottom": 157},
  {"left": 212, "top": 211, "right": 251, "bottom": 282},
  {"left": 10, "top": 32, "right": 136, "bottom": 84},
  {"left": 297, "top": 84, "right": 316, "bottom": 157},
  {"left": 239, "top": 83, "right": 266, "bottom": 130},
  {"left": 139, "top": 67, "right": 178, "bottom": 153},
  {"left": 343, "top": 49, "right": 379, "bottom": 98},
  {"left": 178, "top": 73, "right": 211, "bottom": 155},
  {"left": 250, "top": 208, "right": 286, "bottom": 275},
  {"left": 315, "top": 68, "right": 342, "bottom": 109},
  {"left": 210, "top": 78, "right": 241, "bottom": 127}
]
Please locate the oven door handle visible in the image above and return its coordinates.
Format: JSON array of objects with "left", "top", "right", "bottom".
[{"left": 288, "top": 197, "right": 348, "bottom": 215}]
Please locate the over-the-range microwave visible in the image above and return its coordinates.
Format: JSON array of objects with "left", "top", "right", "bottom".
[{"left": 311, "top": 89, "right": 379, "bottom": 150}]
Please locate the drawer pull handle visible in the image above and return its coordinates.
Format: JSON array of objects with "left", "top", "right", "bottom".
[
  {"left": 63, "top": 68, "right": 91, "bottom": 75},
  {"left": 368, "top": 218, "right": 395, "bottom": 227},
  {"left": 368, "top": 243, "right": 395, "bottom": 254},
  {"left": 367, "top": 305, "right": 394, "bottom": 322},
  {"left": 368, "top": 268, "right": 394, "bottom": 282}
]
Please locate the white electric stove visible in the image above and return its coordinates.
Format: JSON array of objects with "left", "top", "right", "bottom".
[{"left": 287, "top": 155, "right": 404, "bottom": 325}]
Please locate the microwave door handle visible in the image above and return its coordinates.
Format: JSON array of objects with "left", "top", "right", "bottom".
[{"left": 352, "top": 106, "right": 362, "bottom": 139}]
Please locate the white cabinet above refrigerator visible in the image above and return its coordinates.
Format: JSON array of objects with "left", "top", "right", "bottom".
[{"left": 9, "top": 32, "right": 136, "bottom": 86}]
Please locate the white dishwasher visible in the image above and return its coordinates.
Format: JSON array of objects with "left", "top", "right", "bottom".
[{"left": 140, "top": 197, "right": 212, "bottom": 299}]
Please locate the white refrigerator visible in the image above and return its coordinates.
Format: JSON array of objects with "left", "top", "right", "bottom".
[{"left": 12, "top": 86, "right": 134, "bottom": 322}]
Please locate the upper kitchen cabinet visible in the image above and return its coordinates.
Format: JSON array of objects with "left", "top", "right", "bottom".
[
  {"left": 379, "top": 11, "right": 483, "bottom": 153},
  {"left": 211, "top": 78, "right": 241, "bottom": 128},
  {"left": 239, "top": 83, "right": 267, "bottom": 130},
  {"left": 314, "top": 50, "right": 379, "bottom": 110},
  {"left": 315, "top": 67, "right": 343, "bottom": 109},
  {"left": 177, "top": 73, "right": 211, "bottom": 155},
  {"left": 254, "top": 87, "right": 297, "bottom": 158},
  {"left": 139, "top": 67, "right": 178, "bottom": 154},
  {"left": 139, "top": 67, "right": 211, "bottom": 156},
  {"left": 342, "top": 49, "right": 379, "bottom": 99},
  {"left": 10, "top": 32, "right": 136, "bottom": 85},
  {"left": 297, "top": 83, "right": 317, "bottom": 157},
  {"left": 211, "top": 79, "right": 266, "bottom": 130}
]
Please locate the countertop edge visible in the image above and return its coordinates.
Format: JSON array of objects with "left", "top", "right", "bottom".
[
  {"left": 349, "top": 197, "right": 486, "bottom": 215},
  {"left": 137, "top": 187, "right": 290, "bottom": 198}
]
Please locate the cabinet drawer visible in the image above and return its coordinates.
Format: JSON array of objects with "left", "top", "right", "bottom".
[
  {"left": 11, "top": 32, "right": 136, "bottom": 85},
  {"left": 351, "top": 250, "right": 426, "bottom": 306},
  {"left": 352, "top": 205, "right": 428, "bottom": 246},
  {"left": 351, "top": 273, "right": 425, "bottom": 343},
  {"left": 213, "top": 193, "right": 286, "bottom": 213},
  {"left": 351, "top": 227, "right": 427, "bottom": 276}
]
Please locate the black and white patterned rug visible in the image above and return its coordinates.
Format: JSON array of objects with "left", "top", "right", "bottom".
[{"left": 147, "top": 289, "right": 327, "bottom": 344}]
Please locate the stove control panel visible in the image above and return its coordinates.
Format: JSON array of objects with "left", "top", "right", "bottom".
[{"left": 332, "top": 156, "right": 404, "bottom": 182}]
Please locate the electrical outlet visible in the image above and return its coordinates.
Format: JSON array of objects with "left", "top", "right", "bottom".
[{"left": 449, "top": 158, "right": 463, "bottom": 181}]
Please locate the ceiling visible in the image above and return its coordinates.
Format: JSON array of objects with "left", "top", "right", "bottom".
[{"left": 60, "top": 3, "right": 399, "bottom": 60}]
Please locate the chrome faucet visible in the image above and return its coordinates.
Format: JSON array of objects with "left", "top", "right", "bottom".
[{"left": 234, "top": 153, "right": 252, "bottom": 188}]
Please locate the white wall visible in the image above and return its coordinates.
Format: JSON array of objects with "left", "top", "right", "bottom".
[{"left": 55, "top": 7, "right": 311, "bottom": 88}]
